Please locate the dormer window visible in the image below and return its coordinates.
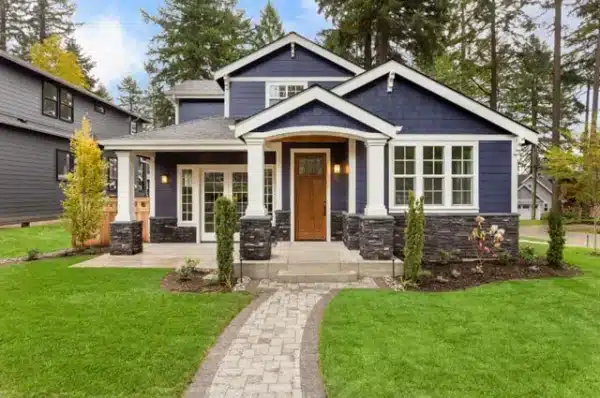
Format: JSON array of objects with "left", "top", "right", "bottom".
[{"left": 266, "top": 82, "right": 307, "bottom": 107}]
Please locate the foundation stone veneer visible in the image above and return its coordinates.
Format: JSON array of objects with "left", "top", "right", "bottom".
[
  {"left": 110, "top": 221, "right": 143, "bottom": 255},
  {"left": 359, "top": 215, "right": 394, "bottom": 260},
  {"left": 240, "top": 216, "right": 272, "bottom": 260}
]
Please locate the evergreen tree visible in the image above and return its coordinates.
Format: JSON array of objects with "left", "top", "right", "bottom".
[
  {"left": 93, "top": 83, "right": 113, "bottom": 102},
  {"left": 117, "top": 76, "right": 145, "bottom": 115},
  {"left": 142, "top": 0, "right": 252, "bottom": 86},
  {"left": 0, "top": 0, "right": 28, "bottom": 52},
  {"left": 65, "top": 38, "right": 97, "bottom": 90},
  {"left": 252, "top": 1, "right": 284, "bottom": 49},
  {"left": 145, "top": 79, "right": 174, "bottom": 129}
]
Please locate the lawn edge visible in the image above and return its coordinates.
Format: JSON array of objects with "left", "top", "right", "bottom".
[{"left": 183, "top": 292, "right": 273, "bottom": 397}]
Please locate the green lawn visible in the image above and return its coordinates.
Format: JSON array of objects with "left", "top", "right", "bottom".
[
  {"left": 0, "top": 223, "right": 71, "bottom": 258},
  {"left": 0, "top": 256, "right": 252, "bottom": 398},
  {"left": 320, "top": 246, "right": 600, "bottom": 397}
]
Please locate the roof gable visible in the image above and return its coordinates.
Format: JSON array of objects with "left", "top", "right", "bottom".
[
  {"left": 214, "top": 33, "right": 364, "bottom": 80},
  {"left": 333, "top": 60, "right": 538, "bottom": 144}
]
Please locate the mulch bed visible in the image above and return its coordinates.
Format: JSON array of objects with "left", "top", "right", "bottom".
[
  {"left": 161, "top": 271, "right": 231, "bottom": 293},
  {"left": 414, "top": 261, "right": 580, "bottom": 292}
]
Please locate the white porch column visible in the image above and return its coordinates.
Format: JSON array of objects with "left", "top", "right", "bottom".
[
  {"left": 115, "top": 151, "right": 136, "bottom": 222},
  {"left": 364, "top": 139, "right": 388, "bottom": 216},
  {"left": 348, "top": 139, "right": 356, "bottom": 213},
  {"left": 245, "top": 138, "right": 266, "bottom": 216}
]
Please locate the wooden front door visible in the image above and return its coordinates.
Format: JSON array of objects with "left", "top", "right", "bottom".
[{"left": 295, "top": 153, "right": 327, "bottom": 241}]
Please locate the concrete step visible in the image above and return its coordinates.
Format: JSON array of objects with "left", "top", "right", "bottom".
[{"left": 274, "top": 269, "right": 358, "bottom": 283}]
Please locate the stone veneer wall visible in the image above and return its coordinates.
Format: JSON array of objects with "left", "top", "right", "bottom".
[
  {"left": 392, "top": 213, "right": 519, "bottom": 261},
  {"left": 240, "top": 216, "right": 272, "bottom": 260},
  {"left": 342, "top": 212, "right": 360, "bottom": 250},
  {"left": 149, "top": 217, "right": 196, "bottom": 243},
  {"left": 110, "top": 221, "right": 143, "bottom": 255},
  {"left": 359, "top": 216, "right": 395, "bottom": 260},
  {"left": 274, "top": 210, "right": 290, "bottom": 241},
  {"left": 331, "top": 211, "right": 344, "bottom": 241}
]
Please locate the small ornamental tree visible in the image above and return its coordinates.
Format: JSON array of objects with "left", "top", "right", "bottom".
[
  {"left": 215, "top": 196, "right": 236, "bottom": 287},
  {"left": 61, "top": 117, "right": 107, "bottom": 248},
  {"left": 546, "top": 210, "right": 566, "bottom": 266},
  {"left": 403, "top": 191, "right": 425, "bottom": 282},
  {"left": 30, "top": 35, "right": 89, "bottom": 89}
]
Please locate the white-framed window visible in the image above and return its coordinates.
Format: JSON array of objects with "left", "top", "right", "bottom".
[
  {"left": 180, "top": 169, "right": 194, "bottom": 222},
  {"left": 264, "top": 167, "right": 275, "bottom": 216},
  {"left": 389, "top": 141, "right": 479, "bottom": 211},
  {"left": 265, "top": 82, "right": 307, "bottom": 107}
]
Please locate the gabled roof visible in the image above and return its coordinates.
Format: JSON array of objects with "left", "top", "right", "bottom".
[
  {"left": 165, "top": 80, "right": 224, "bottom": 99},
  {"left": 213, "top": 32, "right": 364, "bottom": 80},
  {"left": 519, "top": 174, "right": 553, "bottom": 193},
  {"left": 234, "top": 85, "right": 397, "bottom": 138},
  {"left": 333, "top": 60, "right": 539, "bottom": 144},
  {"left": 0, "top": 50, "right": 150, "bottom": 123}
]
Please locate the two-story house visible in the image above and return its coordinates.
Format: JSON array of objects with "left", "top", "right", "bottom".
[
  {"left": 101, "top": 33, "right": 538, "bottom": 260},
  {"left": 0, "top": 51, "right": 149, "bottom": 226}
]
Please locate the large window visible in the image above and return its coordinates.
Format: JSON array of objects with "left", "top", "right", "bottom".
[
  {"left": 43, "top": 81, "right": 73, "bottom": 122},
  {"left": 391, "top": 143, "right": 477, "bottom": 210},
  {"left": 266, "top": 83, "right": 306, "bottom": 107},
  {"left": 56, "top": 149, "right": 74, "bottom": 181},
  {"left": 59, "top": 89, "right": 73, "bottom": 122}
]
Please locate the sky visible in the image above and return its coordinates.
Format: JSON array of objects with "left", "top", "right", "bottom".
[{"left": 72, "top": 0, "right": 331, "bottom": 98}]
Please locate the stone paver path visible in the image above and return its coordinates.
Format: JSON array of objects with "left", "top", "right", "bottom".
[{"left": 186, "top": 279, "right": 377, "bottom": 398}]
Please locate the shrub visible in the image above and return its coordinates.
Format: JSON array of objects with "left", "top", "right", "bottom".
[
  {"left": 497, "top": 250, "right": 512, "bottom": 266},
  {"left": 438, "top": 249, "right": 462, "bottom": 265},
  {"left": 403, "top": 191, "right": 425, "bottom": 282},
  {"left": 25, "top": 248, "right": 41, "bottom": 261},
  {"left": 547, "top": 210, "right": 566, "bottom": 267},
  {"left": 215, "top": 196, "right": 236, "bottom": 287},
  {"left": 176, "top": 258, "right": 198, "bottom": 281},
  {"left": 519, "top": 246, "right": 536, "bottom": 264}
]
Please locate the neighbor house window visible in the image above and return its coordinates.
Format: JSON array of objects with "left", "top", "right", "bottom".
[
  {"left": 392, "top": 146, "right": 415, "bottom": 206},
  {"left": 43, "top": 82, "right": 58, "bottom": 118},
  {"left": 180, "top": 169, "right": 193, "bottom": 222},
  {"left": 130, "top": 121, "right": 138, "bottom": 135},
  {"left": 390, "top": 143, "right": 477, "bottom": 210},
  {"left": 59, "top": 89, "right": 73, "bottom": 122},
  {"left": 266, "top": 83, "right": 306, "bottom": 107},
  {"left": 56, "top": 149, "right": 74, "bottom": 181},
  {"left": 94, "top": 103, "right": 106, "bottom": 114}
]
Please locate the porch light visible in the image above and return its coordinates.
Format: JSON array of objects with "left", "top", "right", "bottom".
[
  {"left": 161, "top": 174, "right": 169, "bottom": 184},
  {"left": 333, "top": 164, "right": 341, "bottom": 174},
  {"left": 344, "top": 164, "right": 350, "bottom": 174}
]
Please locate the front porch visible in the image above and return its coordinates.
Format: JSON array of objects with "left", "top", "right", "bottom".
[{"left": 74, "top": 242, "right": 399, "bottom": 281}]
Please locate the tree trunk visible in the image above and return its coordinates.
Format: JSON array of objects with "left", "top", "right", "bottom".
[
  {"left": 590, "top": 27, "right": 600, "bottom": 139},
  {"left": 489, "top": 0, "right": 498, "bottom": 110},
  {"left": 551, "top": 0, "right": 562, "bottom": 212},
  {"left": 363, "top": 30, "right": 372, "bottom": 69},
  {"left": 0, "top": 0, "right": 7, "bottom": 51},
  {"left": 376, "top": 17, "right": 389, "bottom": 65},
  {"left": 531, "top": 83, "right": 539, "bottom": 220},
  {"left": 39, "top": 0, "right": 47, "bottom": 42}
]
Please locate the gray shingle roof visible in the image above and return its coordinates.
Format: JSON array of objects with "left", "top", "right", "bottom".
[
  {"left": 519, "top": 174, "right": 553, "bottom": 191},
  {"left": 102, "top": 116, "right": 237, "bottom": 143},
  {"left": 165, "top": 80, "right": 224, "bottom": 97}
]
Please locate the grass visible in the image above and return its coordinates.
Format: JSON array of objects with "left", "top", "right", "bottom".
[
  {"left": 519, "top": 236, "right": 548, "bottom": 243},
  {"left": 519, "top": 219, "right": 546, "bottom": 226},
  {"left": 0, "top": 256, "right": 252, "bottom": 398},
  {"left": 320, "top": 245, "right": 600, "bottom": 398},
  {"left": 0, "top": 223, "right": 71, "bottom": 258}
]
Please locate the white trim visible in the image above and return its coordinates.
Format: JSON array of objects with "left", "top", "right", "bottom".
[
  {"left": 102, "top": 143, "right": 247, "bottom": 151},
  {"left": 333, "top": 60, "right": 539, "bottom": 144},
  {"left": 176, "top": 166, "right": 199, "bottom": 229},
  {"left": 171, "top": 94, "right": 224, "bottom": 99},
  {"left": 246, "top": 127, "right": 389, "bottom": 141},
  {"left": 348, "top": 139, "right": 356, "bottom": 213},
  {"left": 235, "top": 86, "right": 397, "bottom": 137},
  {"left": 264, "top": 81, "right": 308, "bottom": 108},
  {"left": 224, "top": 75, "right": 230, "bottom": 117},
  {"left": 214, "top": 33, "right": 364, "bottom": 80},
  {"left": 229, "top": 76, "right": 350, "bottom": 82},
  {"left": 387, "top": 141, "right": 480, "bottom": 213},
  {"left": 149, "top": 155, "right": 156, "bottom": 218},
  {"left": 115, "top": 151, "right": 136, "bottom": 222},
  {"left": 364, "top": 140, "right": 388, "bottom": 216},
  {"left": 173, "top": 97, "right": 180, "bottom": 125},
  {"left": 512, "top": 137, "right": 519, "bottom": 213},
  {"left": 290, "top": 148, "right": 331, "bottom": 242},
  {"left": 272, "top": 142, "right": 283, "bottom": 212},
  {"left": 389, "top": 134, "right": 514, "bottom": 142}
]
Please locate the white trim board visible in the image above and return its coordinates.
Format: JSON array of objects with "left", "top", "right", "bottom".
[
  {"left": 290, "top": 148, "right": 331, "bottom": 242},
  {"left": 333, "top": 60, "right": 539, "bottom": 145},
  {"left": 230, "top": 76, "right": 350, "bottom": 82},
  {"left": 235, "top": 86, "right": 398, "bottom": 138},
  {"left": 214, "top": 33, "right": 364, "bottom": 80},
  {"left": 246, "top": 127, "right": 388, "bottom": 141}
]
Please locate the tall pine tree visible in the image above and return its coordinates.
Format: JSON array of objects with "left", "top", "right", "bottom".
[
  {"left": 117, "top": 76, "right": 145, "bottom": 115},
  {"left": 65, "top": 38, "right": 97, "bottom": 90},
  {"left": 252, "top": 1, "right": 284, "bottom": 49},
  {"left": 0, "top": 0, "right": 28, "bottom": 52}
]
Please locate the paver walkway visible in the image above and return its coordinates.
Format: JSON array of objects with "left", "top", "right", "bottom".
[{"left": 186, "top": 279, "right": 377, "bottom": 398}]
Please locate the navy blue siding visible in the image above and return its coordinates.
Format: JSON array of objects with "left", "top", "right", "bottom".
[
  {"left": 281, "top": 142, "right": 348, "bottom": 212},
  {"left": 346, "top": 76, "right": 507, "bottom": 134},
  {"left": 356, "top": 141, "right": 367, "bottom": 214},
  {"left": 179, "top": 99, "right": 224, "bottom": 122},
  {"left": 309, "top": 81, "right": 343, "bottom": 89},
  {"left": 230, "top": 82, "right": 264, "bottom": 119},
  {"left": 155, "top": 151, "right": 276, "bottom": 218},
  {"left": 256, "top": 101, "right": 377, "bottom": 132},
  {"left": 479, "top": 141, "right": 512, "bottom": 213},
  {"left": 232, "top": 45, "right": 355, "bottom": 78}
]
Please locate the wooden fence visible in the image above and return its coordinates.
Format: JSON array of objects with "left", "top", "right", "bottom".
[{"left": 86, "top": 197, "right": 150, "bottom": 246}]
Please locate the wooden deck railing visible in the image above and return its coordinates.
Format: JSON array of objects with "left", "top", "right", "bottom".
[{"left": 85, "top": 197, "right": 150, "bottom": 246}]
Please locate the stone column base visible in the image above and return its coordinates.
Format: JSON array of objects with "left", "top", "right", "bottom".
[
  {"left": 274, "top": 210, "right": 291, "bottom": 242},
  {"left": 342, "top": 212, "right": 360, "bottom": 250},
  {"left": 359, "top": 215, "right": 394, "bottom": 260},
  {"left": 110, "top": 221, "right": 143, "bottom": 255},
  {"left": 240, "top": 215, "right": 272, "bottom": 260},
  {"left": 331, "top": 211, "right": 344, "bottom": 241}
]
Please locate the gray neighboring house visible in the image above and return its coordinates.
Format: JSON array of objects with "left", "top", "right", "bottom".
[
  {"left": 0, "top": 51, "right": 149, "bottom": 226},
  {"left": 517, "top": 174, "right": 553, "bottom": 220}
]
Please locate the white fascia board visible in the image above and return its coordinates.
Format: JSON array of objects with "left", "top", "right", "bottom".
[
  {"left": 333, "top": 60, "right": 539, "bottom": 145},
  {"left": 234, "top": 86, "right": 397, "bottom": 137},
  {"left": 172, "top": 94, "right": 224, "bottom": 99},
  {"left": 213, "top": 33, "right": 364, "bottom": 80},
  {"left": 230, "top": 76, "right": 349, "bottom": 82}
]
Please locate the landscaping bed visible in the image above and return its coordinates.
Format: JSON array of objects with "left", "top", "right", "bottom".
[{"left": 161, "top": 269, "right": 230, "bottom": 293}]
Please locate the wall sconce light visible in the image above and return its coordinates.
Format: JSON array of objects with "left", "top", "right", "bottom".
[
  {"left": 344, "top": 164, "right": 350, "bottom": 174},
  {"left": 333, "top": 164, "right": 341, "bottom": 174},
  {"left": 161, "top": 174, "right": 169, "bottom": 184}
]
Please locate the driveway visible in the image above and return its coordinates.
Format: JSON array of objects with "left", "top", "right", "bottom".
[{"left": 520, "top": 225, "right": 599, "bottom": 249}]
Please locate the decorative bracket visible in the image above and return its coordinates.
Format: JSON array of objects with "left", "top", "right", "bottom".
[
  {"left": 387, "top": 71, "right": 395, "bottom": 93},
  {"left": 291, "top": 42, "right": 296, "bottom": 58}
]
